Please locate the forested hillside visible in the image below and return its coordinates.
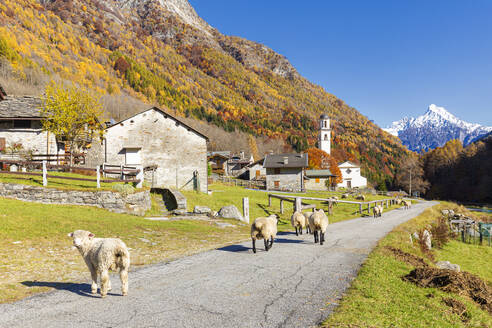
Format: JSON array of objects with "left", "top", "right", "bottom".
[{"left": 0, "top": 0, "right": 410, "bottom": 187}]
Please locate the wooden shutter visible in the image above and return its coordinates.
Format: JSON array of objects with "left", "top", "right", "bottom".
[{"left": 0, "top": 138, "right": 5, "bottom": 151}]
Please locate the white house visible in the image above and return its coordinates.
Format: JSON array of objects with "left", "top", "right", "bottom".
[
  {"left": 337, "top": 161, "right": 367, "bottom": 189},
  {"left": 86, "top": 107, "right": 208, "bottom": 192}
]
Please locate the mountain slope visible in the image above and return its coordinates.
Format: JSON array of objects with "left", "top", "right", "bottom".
[
  {"left": 385, "top": 104, "right": 492, "bottom": 152},
  {"left": 0, "top": 0, "right": 410, "bottom": 186}
]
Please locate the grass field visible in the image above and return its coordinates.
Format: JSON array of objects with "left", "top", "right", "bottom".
[
  {"left": 0, "top": 171, "right": 129, "bottom": 191},
  {"left": 0, "top": 197, "right": 249, "bottom": 303},
  {"left": 322, "top": 202, "right": 492, "bottom": 328},
  {"left": 182, "top": 183, "right": 400, "bottom": 229}
]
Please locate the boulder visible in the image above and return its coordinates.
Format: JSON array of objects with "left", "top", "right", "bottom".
[
  {"left": 218, "top": 205, "right": 246, "bottom": 223},
  {"left": 173, "top": 209, "right": 188, "bottom": 216},
  {"left": 422, "top": 230, "right": 432, "bottom": 250},
  {"left": 194, "top": 205, "right": 212, "bottom": 214},
  {"left": 436, "top": 261, "right": 460, "bottom": 272},
  {"left": 441, "top": 209, "right": 450, "bottom": 216}
]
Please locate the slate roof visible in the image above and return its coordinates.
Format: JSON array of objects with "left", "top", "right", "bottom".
[
  {"left": 305, "top": 169, "right": 335, "bottom": 178},
  {"left": 263, "top": 153, "right": 308, "bottom": 168},
  {"left": 0, "top": 96, "right": 43, "bottom": 119}
]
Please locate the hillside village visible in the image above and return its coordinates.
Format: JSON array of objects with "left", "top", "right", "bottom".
[{"left": 0, "top": 1, "right": 490, "bottom": 327}]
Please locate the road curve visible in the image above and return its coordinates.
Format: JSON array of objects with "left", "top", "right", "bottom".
[{"left": 0, "top": 201, "right": 437, "bottom": 328}]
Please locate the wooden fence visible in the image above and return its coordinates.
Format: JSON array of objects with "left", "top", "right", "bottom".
[
  {"left": 268, "top": 193, "right": 397, "bottom": 215},
  {"left": 0, "top": 160, "right": 142, "bottom": 188},
  {"left": 210, "top": 175, "right": 266, "bottom": 189}
]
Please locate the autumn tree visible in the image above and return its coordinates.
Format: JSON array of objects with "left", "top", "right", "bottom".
[
  {"left": 395, "top": 155, "right": 429, "bottom": 196},
  {"left": 40, "top": 81, "right": 104, "bottom": 164},
  {"left": 306, "top": 148, "right": 342, "bottom": 185}
]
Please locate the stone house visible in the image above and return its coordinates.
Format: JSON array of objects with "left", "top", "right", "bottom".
[
  {"left": 263, "top": 153, "right": 308, "bottom": 192},
  {"left": 246, "top": 158, "right": 265, "bottom": 181},
  {"left": 207, "top": 151, "right": 231, "bottom": 174},
  {"left": 0, "top": 88, "right": 58, "bottom": 156},
  {"left": 86, "top": 107, "right": 208, "bottom": 192},
  {"left": 226, "top": 152, "right": 253, "bottom": 176},
  {"left": 304, "top": 169, "right": 336, "bottom": 191},
  {"left": 337, "top": 161, "right": 367, "bottom": 189}
]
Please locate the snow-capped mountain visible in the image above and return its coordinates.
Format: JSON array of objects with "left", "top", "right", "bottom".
[{"left": 384, "top": 104, "right": 492, "bottom": 152}]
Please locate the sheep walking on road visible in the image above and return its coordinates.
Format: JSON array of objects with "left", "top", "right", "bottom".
[
  {"left": 251, "top": 215, "right": 279, "bottom": 253},
  {"left": 402, "top": 200, "right": 411, "bottom": 209},
  {"left": 68, "top": 230, "right": 130, "bottom": 297},
  {"left": 308, "top": 209, "right": 329, "bottom": 245},
  {"left": 291, "top": 211, "right": 307, "bottom": 236},
  {"left": 373, "top": 204, "right": 383, "bottom": 218}
]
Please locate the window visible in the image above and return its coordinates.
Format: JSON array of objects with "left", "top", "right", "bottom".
[
  {"left": 324, "top": 134, "right": 328, "bottom": 140},
  {"left": 274, "top": 168, "right": 281, "bottom": 174},
  {"left": 13, "top": 120, "right": 31, "bottom": 128},
  {"left": 125, "top": 148, "right": 141, "bottom": 165},
  {"left": 346, "top": 168, "right": 352, "bottom": 174}
]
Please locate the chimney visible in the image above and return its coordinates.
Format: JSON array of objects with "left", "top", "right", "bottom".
[{"left": 283, "top": 157, "right": 288, "bottom": 165}]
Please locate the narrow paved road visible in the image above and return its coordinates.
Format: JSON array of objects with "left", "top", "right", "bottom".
[{"left": 0, "top": 201, "right": 436, "bottom": 328}]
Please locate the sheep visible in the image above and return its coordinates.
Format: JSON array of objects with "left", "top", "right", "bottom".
[
  {"left": 330, "top": 196, "right": 339, "bottom": 205},
  {"left": 402, "top": 200, "right": 411, "bottom": 209},
  {"left": 308, "top": 209, "right": 329, "bottom": 245},
  {"left": 68, "top": 230, "right": 130, "bottom": 297},
  {"left": 341, "top": 193, "right": 349, "bottom": 199},
  {"left": 251, "top": 214, "right": 279, "bottom": 253},
  {"left": 291, "top": 211, "right": 308, "bottom": 236},
  {"left": 395, "top": 198, "right": 402, "bottom": 205},
  {"left": 373, "top": 204, "right": 383, "bottom": 218},
  {"left": 355, "top": 194, "right": 365, "bottom": 201}
]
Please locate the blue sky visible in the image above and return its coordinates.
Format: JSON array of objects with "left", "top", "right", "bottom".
[{"left": 189, "top": 0, "right": 492, "bottom": 127}]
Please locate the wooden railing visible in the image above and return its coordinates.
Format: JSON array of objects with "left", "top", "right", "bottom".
[{"left": 210, "top": 175, "right": 266, "bottom": 189}]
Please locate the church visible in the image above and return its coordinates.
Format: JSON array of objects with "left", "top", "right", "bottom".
[{"left": 317, "top": 114, "right": 368, "bottom": 189}]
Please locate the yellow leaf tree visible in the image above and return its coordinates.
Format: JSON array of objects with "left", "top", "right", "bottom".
[{"left": 40, "top": 81, "right": 103, "bottom": 164}]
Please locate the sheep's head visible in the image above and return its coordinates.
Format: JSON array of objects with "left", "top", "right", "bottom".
[{"left": 68, "top": 230, "right": 95, "bottom": 248}]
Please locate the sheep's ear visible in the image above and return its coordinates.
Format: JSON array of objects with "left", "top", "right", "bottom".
[
  {"left": 67, "top": 232, "right": 73, "bottom": 238},
  {"left": 88, "top": 233, "right": 95, "bottom": 238}
]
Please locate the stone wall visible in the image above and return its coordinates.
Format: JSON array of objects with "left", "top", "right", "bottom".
[
  {"left": 0, "top": 126, "right": 58, "bottom": 154},
  {"left": 0, "top": 183, "right": 151, "bottom": 216},
  {"left": 86, "top": 109, "right": 208, "bottom": 193},
  {"left": 305, "top": 177, "right": 329, "bottom": 191},
  {"left": 266, "top": 168, "right": 304, "bottom": 192}
]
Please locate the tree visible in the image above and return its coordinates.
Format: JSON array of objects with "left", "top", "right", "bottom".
[
  {"left": 395, "top": 156, "right": 429, "bottom": 195},
  {"left": 40, "top": 81, "right": 104, "bottom": 165},
  {"left": 306, "top": 148, "right": 343, "bottom": 185}
]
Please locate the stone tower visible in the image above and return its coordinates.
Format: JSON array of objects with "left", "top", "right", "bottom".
[{"left": 319, "top": 114, "right": 331, "bottom": 155}]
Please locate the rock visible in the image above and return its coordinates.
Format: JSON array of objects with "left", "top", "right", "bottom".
[
  {"left": 139, "top": 238, "right": 151, "bottom": 243},
  {"left": 436, "top": 261, "right": 460, "bottom": 272},
  {"left": 218, "top": 205, "right": 246, "bottom": 223},
  {"left": 422, "top": 230, "right": 432, "bottom": 250},
  {"left": 441, "top": 209, "right": 450, "bottom": 216},
  {"left": 194, "top": 205, "right": 212, "bottom": 214},
  {"left": 412, "top": 232, "right": 420, "bottom": 241},
  {"left": 215, "top": 222, "right": 236, "bottom": 228},
  {"left": 173, "top": 209, "right": 188, "bottom": 215},
  {"left": 145, "top": 217, "right": 170, "bottom": 221}
]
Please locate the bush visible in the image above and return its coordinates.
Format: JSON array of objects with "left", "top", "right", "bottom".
[{"left": 112, "top": 183, "right": 135, "bottom": 196}]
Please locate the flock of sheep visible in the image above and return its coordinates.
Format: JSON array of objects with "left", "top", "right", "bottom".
[{"left": 67, "top": 196, "right": 412, "bottom": 298}]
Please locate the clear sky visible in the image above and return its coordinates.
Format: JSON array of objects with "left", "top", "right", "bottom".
[{"left": 189, "top": 0, "right": 492, "bottom": 127}]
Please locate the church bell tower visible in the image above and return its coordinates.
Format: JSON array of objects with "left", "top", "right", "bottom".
[{"left": 319, "top": 114, "right": 331, "bottom": 155}]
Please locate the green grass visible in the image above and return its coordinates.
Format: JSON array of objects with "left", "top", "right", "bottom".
[
  {"left": 182, "top": 183, "right": 400, "bottom": 230},
  {"left": 0, "top": 171, "right": 131, "bottom": 191},
  {"left": 322, "top": 202, "right": 492, "bottom": 328},
  {"left": 0, "top": 197, "right": 249, "bottom": 303}
]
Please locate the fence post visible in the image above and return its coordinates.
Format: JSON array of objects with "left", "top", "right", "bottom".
[
  {"left": 42, "top": 160, "right": 47, "bottom": 186},
  {"left": 96, "top": 165, "right": 101, "bottom": 189},
  {"left": 367, "top": 203, "right": 370, "bottom": 214},
  {"left": 120, "top": 164, "right": 124, "bottom": 180},
  {"left": 359, "top": 203, "right": 362, "bottom": 214},
  {"left": 295, "top": 197, "right": 301, "bottom": 213},
  {"left": 479, "top": 223, "right": 483, "bottom": 245},
  {"left": 268, "top": 195, "right": 271, "bottom": 207},
  {"left": 243, "top": 197, "right": 249, "bottom": 223},
  {"left": 136, "top": 165, "right": 143, "bottom": 188},
  {"left": 280, "top": 199, "right": 284, "bottom": 214},
  {"left": 329, "top": 201, "right": 333, "bottom": 215}
]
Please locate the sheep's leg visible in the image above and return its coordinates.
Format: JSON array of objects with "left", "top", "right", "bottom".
[
  {"left": 314, "top": 231, "right": 318, "bottom": 243},
  {"left": 270, "top": 236, "right": 274, "bottom": 248},
  {"left": 264, "top": 238, "right": 269, "bottom": 251},
  {"left": 120, "top": 268, "right": 128, "bottom": 296},
  {"left": 100, "top": 270, "right": 110, "bottom": 298},
  {"left": 252, "top": 238, "right": 256, "bottom": 253},
  {"left": 320, "top": 232, "right": 325, "bottom": 245},
  {"left": 300, "top": 226, "right": 303, "bottom": 235},
  {"left": 89, "top": 267, "right": 98, "bottom": 294},
  {"left": 295, "top": 226, "right": 298, "bottom": 236}
]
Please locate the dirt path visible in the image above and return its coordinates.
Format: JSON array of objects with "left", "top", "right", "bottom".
[{"left": 0, "top": 201, "right": 436, "bottom": 328}]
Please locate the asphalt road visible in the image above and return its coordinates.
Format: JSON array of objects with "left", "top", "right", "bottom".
[{"left": 0, "top": 200, "right": 436, "bottom": 328}]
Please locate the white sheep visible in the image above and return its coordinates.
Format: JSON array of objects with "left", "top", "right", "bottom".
[
  {"left": 291, "top": 211, "right": 308, "bottom": 236},
  {"left": 251, "top": 214, "right": 279, "bottom": 253},
  {"left": 68, "top": 230, "right": 130, "bottom": 297},
  {"left": 341, "top": 193, "right": 349, "bottom": 199},
  {"left": 402, "top": 200, "right": 411, "bottom": 209},
  {"left": 373, "top": 204, "right": 383, "bottom": 218},
  {"left": 308, "top": 209, "right": 329, "bottom": 245},
  {"left": 355, "top": 194, "right": 366, "bottom": 201}
]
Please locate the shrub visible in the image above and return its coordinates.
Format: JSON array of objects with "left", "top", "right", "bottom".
[{"left": 112, "top": 183, "right": 135, "bottom": 196}]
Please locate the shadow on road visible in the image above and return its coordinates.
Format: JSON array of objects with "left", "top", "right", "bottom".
[
  {"left": 217, "top": 244, "right": 251, "bottom": 253},
  {"left": 21, "top": 281, "right": 120, "bottom": 298},
  {"left": 274, "top": 238, "right": 306, "bottom": 244}
]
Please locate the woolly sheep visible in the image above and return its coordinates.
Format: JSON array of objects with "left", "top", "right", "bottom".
[
  {"left": 341, "top": 193, "right": 349, "bottom": 199},
  {"left": 308, "top": 209, "right": 329, "bottom": 245},
  {"left": 355, "top": 194, "right": 365, "bottom": 201},
  {"left": 395, "top": 198, "right": 402, "bottom": 205},
  {"left": 68, "top": 230, "right": 130, "bottom": 297},
  {"left": 251, "top": 214, "right": 279, "bottom": 253},
  {"left": 373, "top": 204, "right": 383, "bottom": 218},
  {"left": 291, "top": 211, "right": 308, "bottom": 236},
  {"left": 402, "top": 200, "right": 411, "bottom": 209}
]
